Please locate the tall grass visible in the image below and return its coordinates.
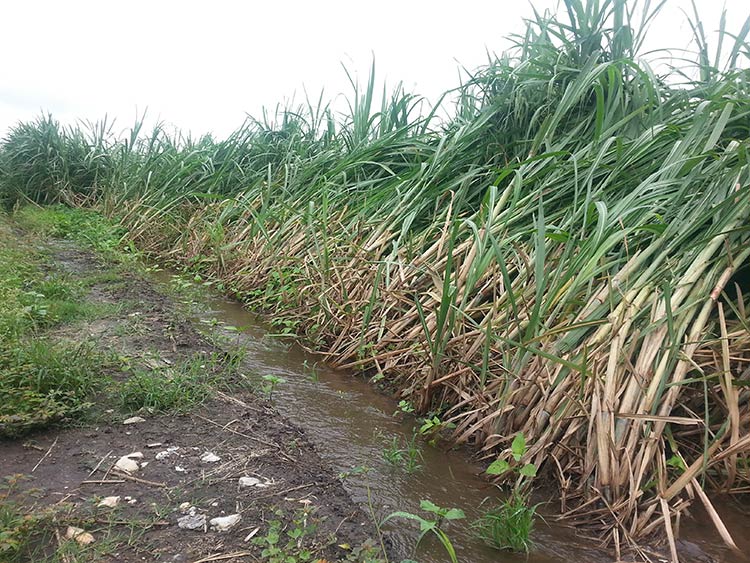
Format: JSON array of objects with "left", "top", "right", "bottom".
[{"left": 2, "top": 0, "right": 749, "bottom": 555}]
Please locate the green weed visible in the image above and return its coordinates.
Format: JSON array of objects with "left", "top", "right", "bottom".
[
  {"left": 0, "top": 340, "right": 107, "bottom": 437},
  {"left": 383, "top": 500, "right": 465, "bottom": 563},
  {"left": 260, "top": 374, "right": 286, "bottom": 401},
  {"left": 381, "top": 432, "right": 423, "bottom": 474},
  {"left": 15, "top": 205, "right": 126, "bottom": 251},
  {"left": 117, "top": 353, "right": 226, "bottom": 414},
  {"left": 251, "top": 507, "right": 319, "bottom": 563},
  {"left": 478, "top": 433, "right": 539, "bottom": 552},
  {"left": 473, "top": 491, "right": 537, "bottom": 553}
]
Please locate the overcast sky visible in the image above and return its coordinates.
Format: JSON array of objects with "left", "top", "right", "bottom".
[{"left": 0, "top": 0, "right": 747, "bottom": 139}]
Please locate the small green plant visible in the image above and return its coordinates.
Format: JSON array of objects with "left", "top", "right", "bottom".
[
  {"left": 418, "top": 415, "right": 455, "bottom": 445},
  {"left": 477, "top": 433, "right": 538, "bottom": 552},
  {"left": 383, "top": 500, "right": 465, "bottom": 563},
  {"left": 303, "top": 359, "right": 319, "bottom": 382},
  {"left": 382, "top": 436, "right": 405, "bottom": 466},
  {"left": 251, "top": 507, "right": 319, "bottom": 563},
  {"left": 395, "top": 400, "right": 415, "bottom": 416},
  {"left": 485, "top": 433, "right": 538, "bottom": 478},
  {"left": 270, "top": 317, "right": 299, "bottom": 335},
  {"left": 473, "top": 492, "right": 537, "bottom": 553},
  {"left": 338, "top": 465, "right": 371, "bottom": 480},
  {"left": 261, "top": 374, "right": 286, "bottom": 401},
  {"left": 380, "top": 432, "right": 423, "bottom": 473},
  {"left": 342, "top": 539, "right": 387, "bottom": 563}
]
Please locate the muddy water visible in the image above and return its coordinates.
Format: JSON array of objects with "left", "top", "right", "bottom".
[{"left": 158, "top": 274, "right": 749, "bottom": 563}]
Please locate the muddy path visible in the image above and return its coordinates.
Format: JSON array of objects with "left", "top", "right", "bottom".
[{"left": 1, "top": 235, "right": 380, "bottom": 562}]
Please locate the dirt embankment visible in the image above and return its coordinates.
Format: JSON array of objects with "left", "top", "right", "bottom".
[{"left": 1, "top": 232, "right": 382, "bottom": 562}]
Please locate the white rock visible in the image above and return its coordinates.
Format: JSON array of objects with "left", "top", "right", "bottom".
[
  {"left": 210, "top": 514, "right": 241, "bottom": 532},
  {"left": 123, "top": 416, "right": 146, "bottom": 425},
  {"left": 200, "top": 452, "right": 221, "bottom": 463},
  {"left": 115, "top": 456, "right": 139, "bottom": 474},
  {"left": 97, "top": 496, "right": 120, "bottom": 508},
  {"left": 239, "top": 476, "right": 273, "bottom": 488},
  {"left": 146, "top": 442, "right": 163, "bottom": 448},
  {"left": 156, "top": 446, "right": 180, "bottom": 460},
  {"left": 179, "top": 502, "right": 192, "bottom": 514},
  {"left": 175, "top": 465, "right": 186, "bottom": 473},
  {"left": 177, "top": 513, "right": 206, "bottom": 531},
  {"left": 124, "top": 496, "right": 137, "bottom": 504},
  {"left": 66, "top": 526, "right": 95, "bottom": 545}
]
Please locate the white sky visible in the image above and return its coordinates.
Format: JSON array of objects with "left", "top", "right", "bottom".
[{"left": 0, "top": 0, "right": 747, "bottom": 139}]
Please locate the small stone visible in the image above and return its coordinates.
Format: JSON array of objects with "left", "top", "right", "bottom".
[
  {"left": 66, "top": 526, "right": 95, "bottom": 545},
  {"left": 200, "top": 452, "right": 220, "bottom": 463},
  {"left": 156, "top": 446, "right": 180, "bottom": 460},
  {"left": 115, "top": 456, "right": 139, "bottom": 474},
  {"left": 146, "top": 442, "right": 163, "bottom": 448},
  {"left": 177, "top": 513, "right": 206, "bottom": 531},
  {"left": 209, "top": 514, "right": 241, "bottom": 532},
  {"left": 178, "top": 502, "right": 192, "bottom": 514},
  {"left": 238, "top": 476, "right": 260, "bottom": 488},
  {"left": 97, "top": 496, "right": 120, "bottom": 508},
  {"left": 123, "top": 416, "right": 146, "bottom": 425},
  {"left": 174, "top": 465, "right": 186, "bottom": 473}
]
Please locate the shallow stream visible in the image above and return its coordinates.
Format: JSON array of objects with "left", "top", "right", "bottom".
[{"left": 155, "top": 272, "right": 749, "bottom": 563}]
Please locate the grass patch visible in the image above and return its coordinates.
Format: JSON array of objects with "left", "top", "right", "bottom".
[
  {"left": 0, "top": 476, "right": 56, "bottom": 561},
  {"left": 14, "top": 205, "right": 131, "bottom": 258},
  {"left": 0, "top": 340, "right": 109, "bottom": 437},
  {"left": 117, "top": 352, "right": 240, "bottom": 414},
  {"left": 472, "top": 492, "right": 537, "bottom": 553},
  {"left": 0, "top": 216, "right": 109, "bottom": 338},
  {"left": 0, "top": 215, "right": 113, "bottom": 436}
]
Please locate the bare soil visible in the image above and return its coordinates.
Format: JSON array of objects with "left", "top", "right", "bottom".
[{"left": 1, "top": 237, "right": 378, "bottom": 562}]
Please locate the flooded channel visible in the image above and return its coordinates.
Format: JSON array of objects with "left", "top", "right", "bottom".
[{"left": 156, "top": 273, "right": 749, "bottom": 563}]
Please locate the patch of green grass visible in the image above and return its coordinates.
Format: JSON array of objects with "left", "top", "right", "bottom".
[
  {"left": 117, "top": 352, "right": 238, "bottom": 414},
  {"left": 14, "top": 205, "right": 131, "bottom": 258},
  {"left": 0, "top": 217, "right": 108, "bottom": 339},
  {"left": 472, "top": 491, "right": 537, "bottom": 553},
  {"left": 381, "top": 432, "right": 423, "bottom": 474},
  {"left": 0, "top": 340, "right": 109, "bottom": 437},
  {"left": 0, "top": 216, "right": 113, "bottom": 437}
]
